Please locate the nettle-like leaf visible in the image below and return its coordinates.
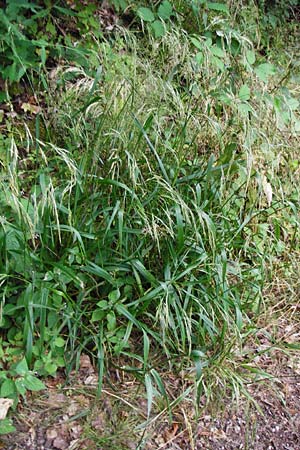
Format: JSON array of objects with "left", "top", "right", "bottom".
[
  {"left": 137, "top": 7, "right": 155, "bottom": 22},
  {"left": 15, "top": 378, "right": 26, "bottom": 396},
  {"left": 0, "top": 379, "right": 16, "bottom": 398},
  {"left": 212, "top": 56, "right": 224, "bottom": 71},
  {"left": 246, "top": 50, "right": 256, "bottom": 65},
  {"left": 0, "top": 418, "right": 16, "bottom": 435},
  {"left": 191, "top": 37, "right": 202, "bottom": 50},
  {"left": 157, "top": 0, "right": 173, "bottom": 20},
  {"left": 108, "top": 289, "right": 120, "bottom": 303},
  {"left": 210, "top": 45, "right": 225, "bottom": 58},
  {"left": 195, "top": 51, "right": 204, "bottom": 65},
  {"left": 286, "top": 97, "right": 299, "bottom": 111},
  {"left": 107, "top": 311, "right": 117, "bottom": 332},
  {"left": 255, "top": 63, "right": 276, "bottom": 82},
  {"left": 151, "top": 20, "right": 165, "bottom": 38},
  {"left": 92, "top": 309, "right": 105, "bottom": 322},
  {"left": 23, "top": 374, "right": 45, "bottom": 391},
  {"left": 14, "top": 358, "right": 29, "bottom": 376},
  {"left": 238, "top": 84, "right": 251, "bottom": 101},
  {"left": 207, "top": 2, "right": 229, "bottom": 14}
]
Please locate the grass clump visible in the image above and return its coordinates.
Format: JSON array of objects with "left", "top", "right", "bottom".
[{"left": 0, "top": 0, "right": 299, "bottom": 433}]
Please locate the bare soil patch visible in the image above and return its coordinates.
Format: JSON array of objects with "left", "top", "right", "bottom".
[{"left": 1, "top": 349, "right": 299, "bottom": 450}]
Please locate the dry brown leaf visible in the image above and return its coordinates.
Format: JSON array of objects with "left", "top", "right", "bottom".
[
  {"left": 84, "top": 374, "right": 98, "bottom": 385},
  {"left": 46, "top": 428, "right": 58, "bottom": 440},
  {"left": 79, "top": 354, "right": 93, "bottom": 369},
  {"left": 66, "top": 401, "right": 81, "bottom": 416},
  {"left": 48, "top": 392, "right": 67, "bottom": 407},
  {"left": 21, "top": 102, "right": 42, "bottom": 115},
  {"left": 262, "top": 176, "right": 273, "bottom": 206},
  {"left": 53, "top": 436, "right": 68, "bottom": 450},
  {"left": 0, "top": 398, "right": 13, "bottom": 420},
  {"left": 69, "top": 424, "right": 82, "bottom": 439}
]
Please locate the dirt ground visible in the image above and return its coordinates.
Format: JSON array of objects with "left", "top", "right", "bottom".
[{"left": 1, "top": 346, "right": 300, "bottom": 450}]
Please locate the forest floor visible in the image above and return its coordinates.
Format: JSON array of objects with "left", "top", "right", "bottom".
[
  {"left": 3, "top": 325, "right": 300, "bottom": 449},
  {"left": 1, "top": 3, "right": 300, "bottom": 449}
]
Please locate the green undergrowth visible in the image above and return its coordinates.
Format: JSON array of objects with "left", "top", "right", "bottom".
[{"left": 0, "top": 0, "right": 299, "bottom": 434}]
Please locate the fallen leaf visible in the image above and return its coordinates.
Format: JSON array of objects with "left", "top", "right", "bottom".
[
  {"left": 21, "top": 102, "right": 42, "bottom": 115},
  {"left": 262, "top": 176, "right": 272, "bottom": 206},
  {"left": 70, "top": 424, "right": 82, "bottom": 439},
  {"left": 84, "top": 374, "right": 98, "bottom": 385},
  {"left": 0, "top": 398, "right": 13, "bottom": 420},
  {"left": 66, "top": 401, "right": 80, "bottom": 416},
  {"left": 46, "top": 428, "right": 58, "bottom": 440},
  {"left": 53, "top": 436, "right": 69, "bottom": 450},
  {"left": 163, "top": 423, "right": 179, "bottom": 440},
  {"left": 91, "top": 413, "right": 105, "bottom": 431},
  {"left": 79, "top": 354, "right": 93, "bottom": 369},
  {"left": 48, "top": 392, "right": 67, "bottom": 407}
]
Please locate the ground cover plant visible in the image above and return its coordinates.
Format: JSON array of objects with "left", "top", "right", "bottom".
[{"left": 0, "top": 0, "right": 299, "bottom": 446}]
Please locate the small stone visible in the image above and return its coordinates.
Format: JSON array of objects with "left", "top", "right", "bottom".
[
  {"left": 46, "top": 428, "right": 58, "bottom": 440},
  {"left": 53, "top": 436, "right": 69, "bottom": 449}
]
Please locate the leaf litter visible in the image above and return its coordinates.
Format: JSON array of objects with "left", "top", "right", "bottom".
[{"left": 0, "top": 345, "right": 299, "bottom": 449}]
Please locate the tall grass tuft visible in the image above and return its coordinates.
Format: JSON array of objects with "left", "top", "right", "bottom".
[{"left": 0, "top": 12, "right": 299, "bottom": 412}]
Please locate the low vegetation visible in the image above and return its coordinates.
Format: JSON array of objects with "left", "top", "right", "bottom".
[{"left": 0, "top": 0, "right": 299, "bottom": 442}]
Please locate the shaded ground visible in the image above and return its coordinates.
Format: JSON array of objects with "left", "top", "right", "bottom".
[{"left": 1, "top": 348, "right": 300, "bottom": 450}]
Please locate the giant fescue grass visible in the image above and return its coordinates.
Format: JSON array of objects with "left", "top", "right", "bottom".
[{"left": 0, "top": 4, "right": 299, "bottom": 424}]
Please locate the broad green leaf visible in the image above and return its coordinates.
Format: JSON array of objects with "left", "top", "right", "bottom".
[
  {"left": 151, "top": 20, "right": 165, "bottom": 38},
  {"left": 15, "top": 358, "right": 29, "bottom": 376},
  {"left": 92, "top": 309, "right": 105, "bottom": 322},
  {"left": 137, "top": 7, "right": 155, "bottom": 22},
  {"left": 286, "top": 97, "right": 299, "bottom": 110},
  {"left": 158, "top": 0, "right": 173, "bottom": 19},
  {"left": 210, "top": 45, "right": 225, "bottom": 58},
  {"left": 195, "top": 51, "right": 204, "bottom": 65},
  {"left": 175, "top": 205, "right": 184, "bottom": 249},
  {"left": 246, "top": 50, "right": 256, "bottom": 65},
  {"left": 54, "top": 337, "right": 65, "bottom": 348},
  {"left": 190, "top": 37, "right": 202, "bottom": 50},
  {"left": 15, "top": 378, "right": 26, "bottom": 396},
  {"left": 108, "top": 289, "right": 120, "bottom": 303},
  {"left": 44, "top": 362, "right": 57, "bottom": 375},
  {"left": 204, "top": 37, "right": 213, "bottom": 47},
  {"left": 238, "top": 84, "right": 251, "bottom": 101},
  {"left": 238, "top": 103, "right": 253, "bottom": 115},
  {"left": 0, "top": 379, "right": 15, "bottom": 397},
  {"left": 107, "top": 311, "right": 116, "bottom": 331},
  {"left": 96, "top": 300, "right": 109, "bottom": 309},
  {"left": 23, "top": 374, "right": 45, "bottom": 391},
  {"left": 218, "top": 93, "right": 232, "bottom": 105},
  {"left": 207, "top": 2, "right": 229, "bottom": 14},
  {"left": 0, "top": 418, "right": 16, "bottom": 435},
  {"left": 255, "top": 63, "right": 276, "bottom": 82},
  {"left": 212, "top": 56, "right": 224, "bottom": 70}
]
